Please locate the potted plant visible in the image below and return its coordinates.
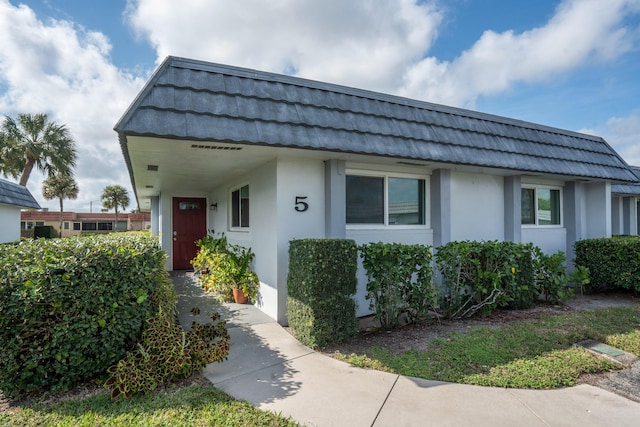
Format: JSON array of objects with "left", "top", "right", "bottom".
[{"left": 191, "top": 231, "right": 260, "bottom": 304}]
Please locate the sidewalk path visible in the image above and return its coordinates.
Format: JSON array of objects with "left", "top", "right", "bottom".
[{"left": 172, "top": 273, "right": 640, "bottom": 427}]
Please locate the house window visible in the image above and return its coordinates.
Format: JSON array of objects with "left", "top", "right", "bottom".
[
  {"left": 521, "top": 187, "right": 561, "bottom": 226},
  {"left": 346, "top": 174, "right": 426, "bottom": 225},
  {"left": 64, "top": 222, "right": 70, "bottom": 230},
  {"left": 98, "top": 222, "right": 113, "bottom": 231},
  {"left": 231, "top": 184, "right": 250, "bottom": 228},
  {"left": 73, "top": 222, "right": 81, "bottom": 230},
  {"left": 82, "top": 222, "right": 97, "bottom": 231}
]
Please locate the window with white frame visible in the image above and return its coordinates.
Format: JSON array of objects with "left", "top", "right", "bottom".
[
  {"left": 346, "top": 174, "right": 426, "bottom": 225},
  {"left": 230, "top": 184, "right": 250, "bottom": 229},
  {"left": 521, "top": 186, "right": 561, "bottom": 226}
]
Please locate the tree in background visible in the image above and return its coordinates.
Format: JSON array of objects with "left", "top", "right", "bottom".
[
  {"left": 42, "top": 174, "right": 79, "bottom": 238},
  {"left": 101, "top": 185, "right": 130, "bottom": 231},
  {"left": 0, "top": 113, "right": 77, "bottom": 187}
]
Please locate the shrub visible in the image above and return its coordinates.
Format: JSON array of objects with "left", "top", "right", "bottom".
[
  {"left": 532, "top": 248, "right": 573, "bottom": 303},
  {"left": 359, "top": 242, "right": 436, "bottom": 329},
  {"left": 287, "top": 239, "right": 358, "bottom": 348},
  {"left": 191, "top": 232, "right": 260, "bottom": 303},
  {"left": 0, "top": 234, "right": 171, "bottom": 398},
  {"left": 435, "top": 240, "right": 536, "bottom": 318},
  {"left": 105, "top": 313, "right": 229, "bottom": 398},
  {"left": 574, "top": 236, "right": 640, "bottom": 293},
  {"left": 34, "top": 225, "right": 57, "bottom": 239}
]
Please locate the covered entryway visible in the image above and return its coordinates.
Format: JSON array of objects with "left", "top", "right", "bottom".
[{"left": 172, "top": 197, "right": 207, "bottom": 270}]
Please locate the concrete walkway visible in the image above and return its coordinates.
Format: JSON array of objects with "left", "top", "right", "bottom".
[{"left": 172, "top": 273, "right": 640, "bottom": 427}]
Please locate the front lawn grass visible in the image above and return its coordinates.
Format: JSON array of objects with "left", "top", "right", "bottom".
[
  {"left": 335, "top": 306, "right": 640, "bottom": 389},
  {"left": 0, "top": 383, "right": 300, "bottom": 427}
]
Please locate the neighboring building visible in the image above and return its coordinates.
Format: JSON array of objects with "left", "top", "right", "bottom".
[
  {"left": 0, "top": 178, "right": 41, "bottom": 243},
  {"left": 20, "top": 211, "right": 151, "bottom": 238},
  {"left": 115, "top": 56, "right": 639, "bottom": 324},
  {"left": 611, "top": 166, "right": 640, "bottom": 235}
]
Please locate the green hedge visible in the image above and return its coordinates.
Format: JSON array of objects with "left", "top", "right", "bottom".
[
  {"left": 435, "top": 240, "right": 537, "bottom": 317},
  {"left": 287, "top": 239, "right": 358, "bottom": 348},
  {"left": 360, "top": 242, "right": 436, "bottom": 329},
  {"left": 0, "top": 233, "right": 173, "bottom": 398},
  {"left": 574, "top": 236, "right": 640, "bottom": 292}
]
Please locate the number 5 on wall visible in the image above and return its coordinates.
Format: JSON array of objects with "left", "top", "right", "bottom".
[{"left": 295, "top": 196, "right": 309, "bottom": 212}]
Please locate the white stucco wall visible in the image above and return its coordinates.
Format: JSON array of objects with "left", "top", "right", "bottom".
[
  {"left": 521, "top": 227, "right": 567, "bottom": 255},
  {"left": 245, "top": 160, "right": 278, "bottom": 321},
  {"left": 0, "top": 205, "right": 21, "bottom": 243},
  {"left": 275, "top": 158, "right": 326, "bottom": 324},
  {"left": 450, "top": 172, "right": 504, "bottom": 242},
  {"left": 208, "top": 158, "right": 326, "bottom": 324}
]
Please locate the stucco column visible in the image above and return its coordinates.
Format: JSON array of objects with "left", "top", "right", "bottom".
[
  {"left": 150, "top": 196, "right": 160, "bottom": 237},
  {"left": 611, "top": 196, "right": 622, "bottom": 235},
  {"left": 430, "top": 169, "right": 451, "bottom": 248},
  {"left": 324, "top": 159, "right": 346, "bottom": 238},
  {"left": 585, "top": 182, "right": 611, "bottom": 239},
  {"left": 623, "top": 196, "right": 638, "bottom": 235},
  {"left": 563, "top": 182, "right": 583, "bottom": 269},
  {"left": 504, "top": 175, "right": 521, "bottom": 243}
]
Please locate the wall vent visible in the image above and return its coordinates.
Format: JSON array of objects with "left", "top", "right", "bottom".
[{"left": 191, "top": 144, "right": 243, "bottom": 151}]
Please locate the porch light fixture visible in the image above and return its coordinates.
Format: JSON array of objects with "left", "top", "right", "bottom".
[{"left": 210, "top": 203, "right": 218, "bottom": 211}]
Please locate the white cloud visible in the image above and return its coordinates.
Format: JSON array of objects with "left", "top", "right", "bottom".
[
  {"left": 126, "top": 0, "right": 443, "bottom": 94},
  {"left": 400, "top": 0, "right": 640, "bottom": 107},
  {"left": 128, "top": 0, "right": 640, "bottom": 109},
  {"left": 0, "top": 0, "right": 146, "bottom": 211}
]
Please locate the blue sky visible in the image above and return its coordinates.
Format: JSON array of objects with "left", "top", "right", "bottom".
[{"left": 1, "top": 0, "right": 639, "bottom": 211}]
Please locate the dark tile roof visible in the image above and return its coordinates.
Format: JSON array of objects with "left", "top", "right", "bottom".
[
  {"left": 115, "top": 56, "right": 637, "bottom": 182},
  {"left": 0, "top": 178, "right": 41, "bottom": 209},
  {"left": 612, "top": 167, "right": 640, "bottom": 195}
]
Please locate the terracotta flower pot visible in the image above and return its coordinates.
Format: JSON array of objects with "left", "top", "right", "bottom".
[{"left": 233, "top": 288, "right": 248, "bottom": 304}]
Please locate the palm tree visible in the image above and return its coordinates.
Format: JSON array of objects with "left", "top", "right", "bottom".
[
  {"left": 101, "top": 185, "right": 130, "bottom": 231},
  {"left": 42, "top": 174, "right": 79, "bottom": 238},
  {"left": 0, "top": 113, "right": 77, "bottom": 186}
]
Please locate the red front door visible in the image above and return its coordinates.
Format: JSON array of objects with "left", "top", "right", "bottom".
[{"left": 172, "top": 197, "right": 207, "bottom": 270}]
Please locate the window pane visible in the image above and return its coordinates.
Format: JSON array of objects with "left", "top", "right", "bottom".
[
  {"left": 231, "top": 185, "right": 250, "bottom": 228},
  {"left": 240, "top": 185, "right": 249, "bottom": 227},
  {"left": 521, "top": 188, "right": 535, "bottom": 224},
  {"left": 179, "top": 201, "right": 200, "bottom": 210},
  {"left": 346, "top": 176, "right": 384, "bottom": 224},
  {"left": 388, "top": 178, "right": 425, "bottom": 225},
  {"left": 537, "top": 188, "right": 560, "bottom": 225},
  {"left": 231, "top": 189, "right": 240, "bottom": 227}
]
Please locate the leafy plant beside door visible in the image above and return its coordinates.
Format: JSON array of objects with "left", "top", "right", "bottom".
[{"left": 191, "top": 231, "right": 260, "bottom": 304}]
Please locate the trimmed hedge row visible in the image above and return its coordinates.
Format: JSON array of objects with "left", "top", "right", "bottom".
[
  {"left": 288, "top": 239, "right": 577, "bottom": 341},
  {"left": 0, "top": 233, "right": 173, "bottom": 398},
  {"left": 575, "top": 236, "right": 640, "bottom": 292},
  {"left": 287, "top": 239, "right": 359, "bottom": 348}
]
